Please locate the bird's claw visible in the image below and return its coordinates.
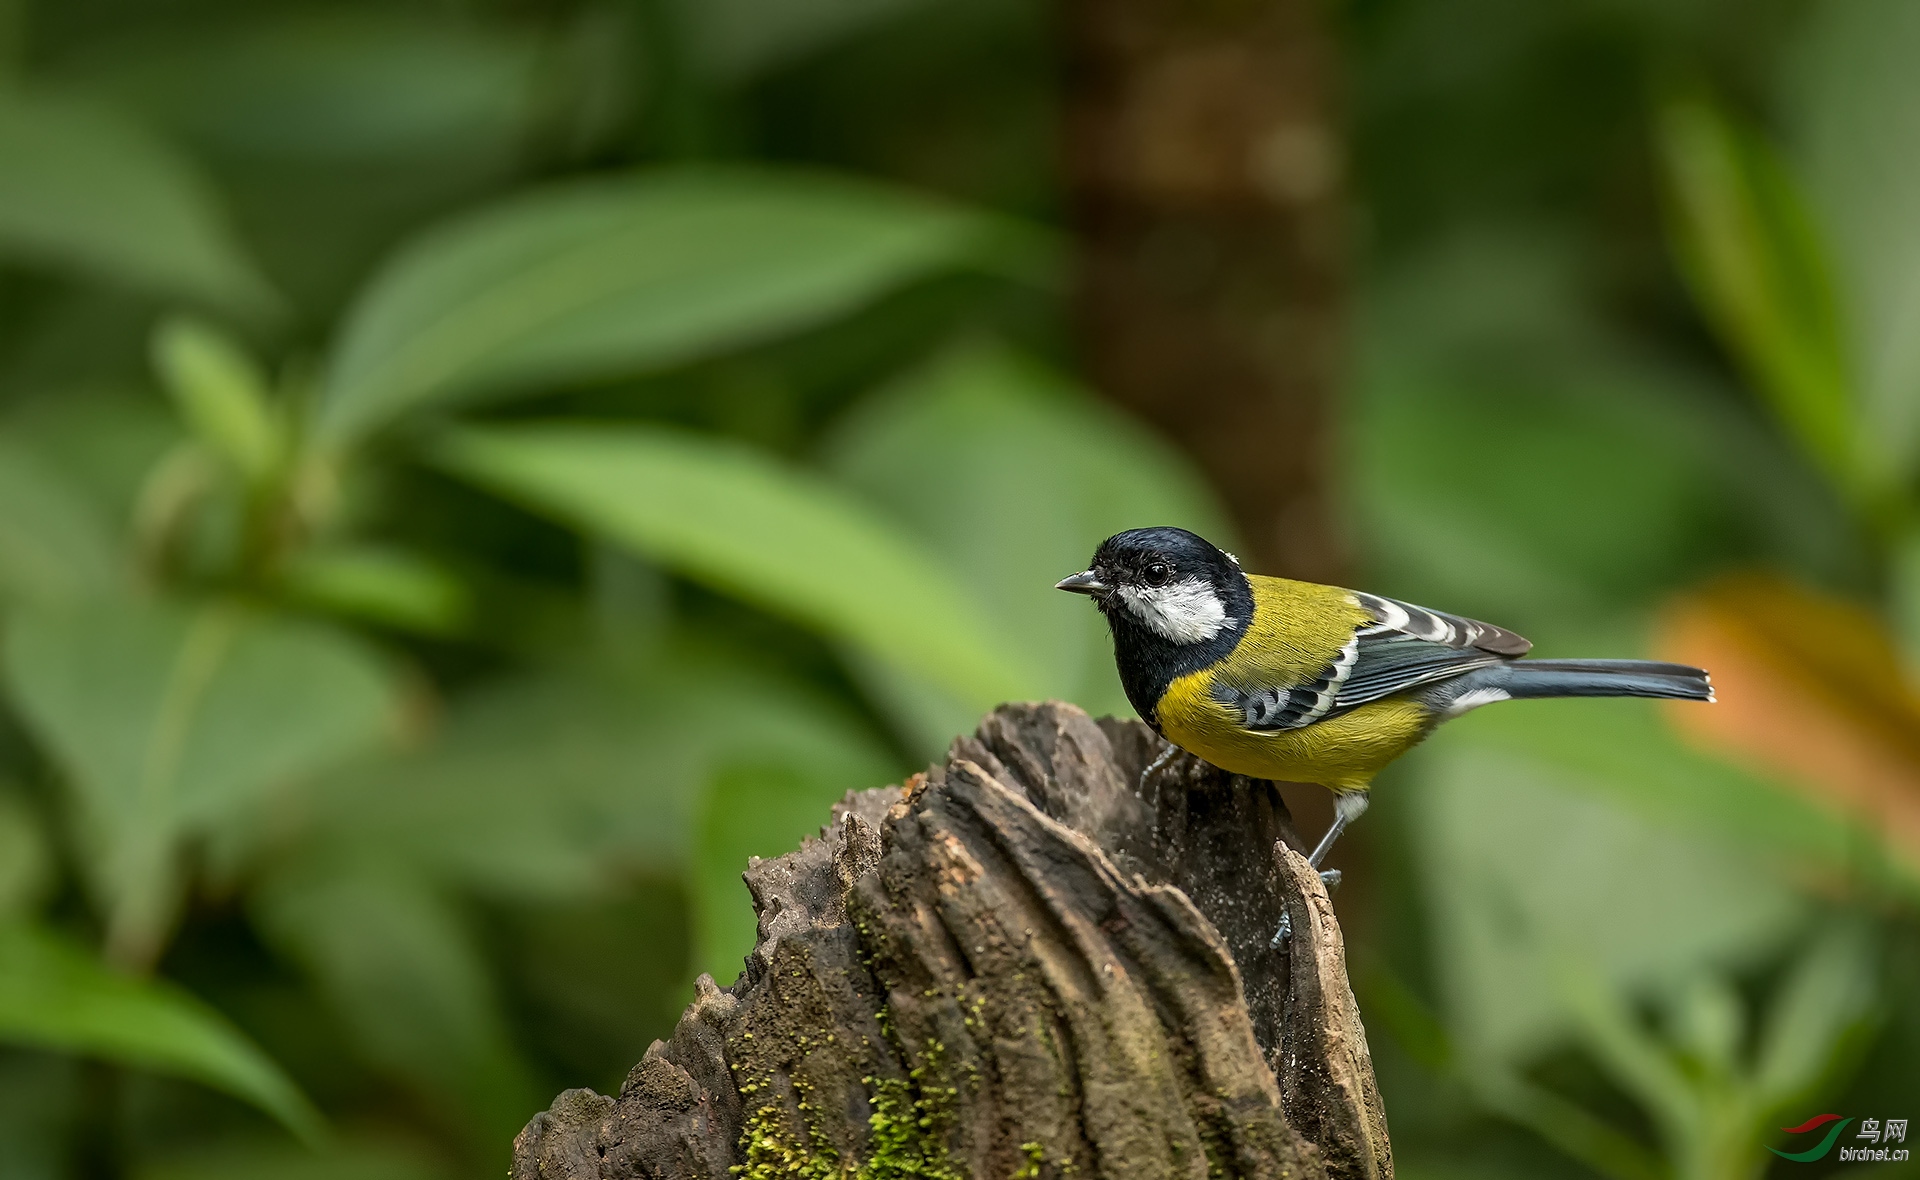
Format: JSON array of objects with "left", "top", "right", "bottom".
[
  {"left": 1271, "top": 871, "right": 1344, "bottom": 949},
  {"left": 1270, "top": 910, "right": 1292, "bottom": 948},
  {"left": 1138, "top": 743, "right": 1181, "bottom": 791}
]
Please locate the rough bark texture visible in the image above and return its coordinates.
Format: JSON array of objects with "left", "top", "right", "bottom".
[
  {"left": 1064, "top": 0, "right": 1345, "bottom": 581},
  {"left": 512, "top": 702, "right": 1391, "bottom": 1180}
]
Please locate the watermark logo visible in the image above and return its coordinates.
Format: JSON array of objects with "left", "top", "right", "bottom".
[{"left": 1769, "top": 1114, "right": 1908, "bottom": 1164}]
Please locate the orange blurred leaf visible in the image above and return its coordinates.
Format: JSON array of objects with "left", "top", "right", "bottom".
[{"left": 1656, "top": 574, "right": 1920, "bottom": 876}]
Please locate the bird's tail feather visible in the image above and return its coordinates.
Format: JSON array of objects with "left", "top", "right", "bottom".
[{"left": 1489, "top": 658, "right": 1713, "bottom": 703}]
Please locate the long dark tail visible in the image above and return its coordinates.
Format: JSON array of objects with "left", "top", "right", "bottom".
[{"left": 1444, "top": 658, "right": 1714, "bottom": 709}]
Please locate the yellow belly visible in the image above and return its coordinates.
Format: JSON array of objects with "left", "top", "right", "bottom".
[{"left": 1155, "top": 668, "right": 1435, "bottom": 791}]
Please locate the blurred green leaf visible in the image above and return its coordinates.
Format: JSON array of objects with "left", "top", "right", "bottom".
[
  {"left": 825, "top": 344, "right": 1233, "bottom": 749},
  {"left": 3, "top": 600, "right": 400, "bottom": 968},
  {"left": 1357, "top": 227, "right": 1859, "bottom": 606},
  {"left": 1473, "top": 1068, "right": 1666, "bottom": 1180},
  {"left": 0, "top": 89, "right": 273, "bottom": 311},
  {"left": 250, "top": 862, "right": 536, "bottom": 1145},
  {"left": 1670, "top": 975, "right": 1744, "bottom": 1077},
  {"left": 1448, "top": 684, "right": 1907, "bottom": 898},
  {"left": 150, "top": 317, "right": 281, "bottom": 484},
  {"left": 289, "top": 648, "right": 893, "bottom": 955},
  {"left": 0, "top": 792, "right": 51, "bottom": 917},
  {"left": 1786, "top": 0, "right": 1920, "bottom": 484},
  {"left": 495, "top": 889, "right": 690, "bottom": 1092},
  {"left": 67, "top": 11, "right": 551, "bottom": 164},
  {"left": 317, "top": 169, "right": 1037, "bottom": 446},
  {"left": 1752, "top": 923, "right": 1877, "bottom": 1105},
  {"left": 1657, "top": 98, "right": 1857, "bottom": 498},
  {"left": 0, "top": 922, "right": 323, "bottom": 1141},
  {"left": 435, "top": 423, "right": 1033, "bottom": 709},
  {"left": 4, "top": 390, "right": 184, "bottom": 532},
  {"left": 134, "top": 1134, "right": 447, "bottom": 1180},
  {"left": 671, "top": 0, "right": 933, "bottom": 82},
  {"left": 0, "top": 431, "right": 122, "bottom": 605},
  {"left": 284, "top": 668, "right": 700, "bottom": 900},
  {"left": 278, "top": 545, "right": 469, "bottom": 636},
  {"left": 1552, "top": 962, "right": 1696, "bottom": 1132},
  {"left": 1410, "top": 728, "right": 1807, "bottom": 1066},
  {"left": 1356, "top": 362, "right": 1720, "bottom": 628},
  {"left": 1532, "top": 926, "right": 1878, "bottom": 1180},
  {"left": 0, "top": 1052, "right": 81, "bottom": 1180}
]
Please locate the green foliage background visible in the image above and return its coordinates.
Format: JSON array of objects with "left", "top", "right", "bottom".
[{"left": 0, "top": 1, "right": 1913, "bottom": 1178}]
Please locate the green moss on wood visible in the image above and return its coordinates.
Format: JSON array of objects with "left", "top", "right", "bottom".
[
  {"left": 861, "top": 1039, "right": 961, "bottom": 1180},
  {"left": 731, "top": 1038, "right": 962, "bottom": 1180}
]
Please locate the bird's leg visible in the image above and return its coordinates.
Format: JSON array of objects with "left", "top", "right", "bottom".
[
  {"left": 1273, "top": 792, "right": 1370, "bottom": 948},
  {"left": 1308, "top": 791, "right": 1369, "bottom": 870},
  {"left": 1138, "top": 741, "right": 1181, "bottom": 790}
]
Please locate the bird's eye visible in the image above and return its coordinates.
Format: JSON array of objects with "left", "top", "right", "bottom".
[{"left": 1144, "top": 562, "right": 1171, "bottom": 587}]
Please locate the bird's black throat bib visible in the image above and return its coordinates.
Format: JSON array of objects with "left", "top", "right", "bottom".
[{"left": 1099, "top": 572, "right": 1253, "bottom": 732}]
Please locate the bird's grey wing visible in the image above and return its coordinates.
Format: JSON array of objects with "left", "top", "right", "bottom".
[{"left": 1217, "top": 593, "right": 1529, "bottom": 731}]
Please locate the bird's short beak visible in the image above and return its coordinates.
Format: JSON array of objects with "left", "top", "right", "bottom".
[{"left": 1055, "top": 570, "right": 1109, "bottom": 596}]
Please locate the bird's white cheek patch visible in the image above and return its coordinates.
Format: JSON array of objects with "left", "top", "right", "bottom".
[{"left": 1116, "top": 579, "right": 1235, "bottom": 644}]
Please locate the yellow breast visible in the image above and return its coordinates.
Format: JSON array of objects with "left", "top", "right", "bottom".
[{"left": 1155, "top": 671, "right": 1431, "bottom": 790}]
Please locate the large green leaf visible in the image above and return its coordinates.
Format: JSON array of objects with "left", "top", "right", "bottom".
[
  {"left": 0, "top": 922, "right": 322, "bottom": 1141},
  {"left": 3, "top": 600, "right": 400, "bottom": 968},
  {"left": 0, "top": 89, "right": 272, "bottom": 310},
  {"left": 1656, "top": 99, "right": 1858, "bottom": 499},
  {"left": 824, "top": 345, "right": 1234, "bottom": 750},
  {"left": 0, "top": 431, "right": 122, "bottom": 605},
  {"left": 316, "top": 169, "right": 1033, "bottom": 446},
  {"left": 434, "top": 424, "right": 1033, "bottom": 708}
]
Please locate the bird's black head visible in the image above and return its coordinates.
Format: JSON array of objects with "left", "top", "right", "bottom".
[{"left": 1055, "top": 527, "right": 1252, "bottom": 727}]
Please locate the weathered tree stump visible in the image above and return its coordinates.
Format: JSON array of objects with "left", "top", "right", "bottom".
[{"left": 512, "top": 702, "right": 1391, "bottom": 1179}]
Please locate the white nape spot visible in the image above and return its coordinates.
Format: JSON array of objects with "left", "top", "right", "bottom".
[
  {"left": 1116, "top": 577, "right": 1236, "bottom": 644},
  {"left": 1223, "top": 550, "right": 1241, "bottom": 567},
  {"left": 1445, "top": 687, "right": 1510, "bottom": 717}
]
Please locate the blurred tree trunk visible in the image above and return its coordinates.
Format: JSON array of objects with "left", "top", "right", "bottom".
[{"left": 1064, "top": 0, "right": 1345, "bottom": 581}]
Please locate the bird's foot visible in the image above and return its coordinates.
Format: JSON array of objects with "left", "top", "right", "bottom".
[
  {"left": 1271, "top": 871, "right": 1343, "bottom": 949},
  {"left": 1138, "top": 742, "right": 1181, "bottom": 791}
]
